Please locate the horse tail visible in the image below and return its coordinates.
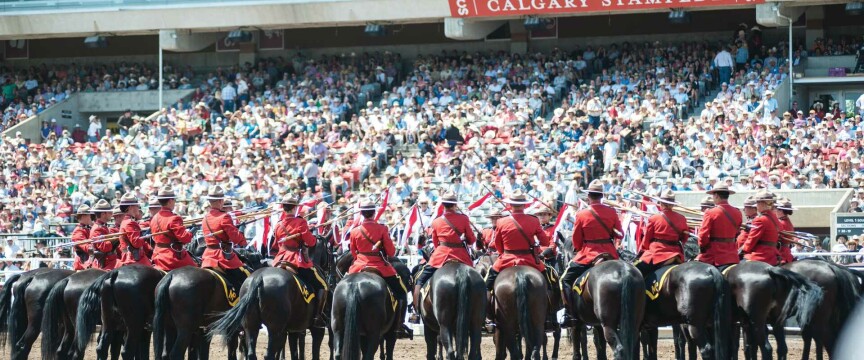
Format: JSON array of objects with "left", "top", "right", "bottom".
[
  {"left": 767, "top": 267, "right": 823, "bottom": 327},
  {"left": 152, "top": 272, "right": 174, "bottom": 359},
  {"left": 342, "top": 282, "right": 361, "bottom": 360},
  {"left": 454, "top": 265, "right": 471, "bottom": 357},
  {"left": 823, "top": 262, "right": 859, "bottom": 328},
  {"left": 0, "top": 273, "right": 22, "bottom": 348},
  {"left": 40, "top": 277, "right": 69, "bottom": 360},
  {"left": 515, "top": 270, "right": 536, "bottom": 349},
  {"left": 208, "top": 274, "right": 263, "bottom": 344},
  {"left": 618, "top": 268, "right": 638, "bottom": 360},
  {"left": 76, "top": 271, "right": 115, "bottom": 353},
  {"left": 709, "top": 267, "right": 730, "bottom": 360},
  {"left": 7, "top": 274, "right": 36, "bottom": 351}
]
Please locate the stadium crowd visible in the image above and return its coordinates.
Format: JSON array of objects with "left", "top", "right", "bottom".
[{"left": 3, "top": 31, "right": 864, "bottom": 272}]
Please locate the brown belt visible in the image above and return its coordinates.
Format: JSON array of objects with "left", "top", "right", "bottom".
[
  {"left": 154, "top": 243, "right": 173, "bottom": 249},
  {"left": 504, "top": 249, "right": 534, "bottom": 255},
  {"left": 206, "top": 244, "right": 232, "bottom": 250},
  {"left": 439, "top": 242, "right": 464, "bottom": 248},
  {"left": 281, "top": 246, "right": 301, "bottom": 251},
  {"left": 710, "top": 237, "right": 736, "bottom": 243},
  {"left": 757, "top": 241, "right": 778, "bottom": 247},
  {"left": 654, "top": 239, "right": 680, "bottom": 246},
  {"left": 584, "top": 239, "right": 613, "bottom": 244},
  {"left": 357, "top": 251, "right": 381, "bottom": 256}
]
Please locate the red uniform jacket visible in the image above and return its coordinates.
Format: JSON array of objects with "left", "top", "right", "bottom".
[
  {"left": 639, "top": 209, "right": 689, "bottom": 265},
  {"left": 492, "top": 212, "right": 549, "bottom": 272},
  {"left": 150, "top": 209, "right": 195, "bottom": 271},
  {"left": 272, "top": 216, "right": 316, "bottom": 269},
  {"left": 778, "top": 216, "right": 795, "bottom": 264},
  {"left": 696, "top": 202, "right": 743, "bottom": 266},
  {"left": 89, "top": 221, "right": 118, "bottom": 271},
  {"left": 349, "top": 219, "right": 397, "bottom": 277},
  {"left": 541, "top": 223, "right": 558, "bottom": 256},
  {"left": 737, "top": 215, "right": 755, "bottom": 249},
  {"left": 428, "top": 212, "right": 476, "bottom": 268},
  {"left": 117, "top": 216, "right": 152, "bottom": 267},
  {"left": 71, "top": 224, "right": 91, "bottom": 270},
  {"left": 742, "top": 211, "right": 781, "bottom": 265},
  {"left": 480, "top": 228, "right": 497, "bottom": 252},
  {"left": 571, "top": 203, "right": 622, "bottom": 265},
  {"left": 201, "top": 208, "right": 247, "bottom": 269}
]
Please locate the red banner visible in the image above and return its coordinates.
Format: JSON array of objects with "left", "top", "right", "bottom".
[
  {"left": 449, "top": 0, "right": 764, "bottom": 17},
  {"left": 258, "top": 30, "right": 284, "bottom": 50}
]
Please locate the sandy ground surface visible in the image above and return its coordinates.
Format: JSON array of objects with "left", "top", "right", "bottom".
[{"left": 26, "top": 332, "right": 807, "bottom": 359}]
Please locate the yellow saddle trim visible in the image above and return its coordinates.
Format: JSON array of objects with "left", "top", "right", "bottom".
[
  {"left": 645, "top": 265, "right": 679, "bottom": 300},
  {"left": 573, "top": 272, "right": 590, "bottom": 295},
  {"left": 292, "top": 275, "right": 316, "bottom": 304},
  {"left": 722, "top": 264, "right": 737, "bottom": 277},
  {"left": 203, "top": 268, "right": 240, "bottom": 307}
]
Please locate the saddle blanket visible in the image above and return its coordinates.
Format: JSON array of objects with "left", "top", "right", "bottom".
[
  {"left": 645, "top": 264, "right": 679, "bottom": 300},
  {"left": 204, "top": 267, "right": 250, "bottom": 307},
  {"left": 572, "top": 270, "right": 591, "bottom": 295}
]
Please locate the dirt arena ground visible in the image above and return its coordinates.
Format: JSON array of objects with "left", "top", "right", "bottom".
[{"left": 28, "top": 332, "right": 806, "bottom": 359}]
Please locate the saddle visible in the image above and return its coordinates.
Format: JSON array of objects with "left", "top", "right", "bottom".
[
  {"left": 644, "top": 264, "right": 679, "bottom": 300},
  {"left": 719, "top": 263, "right": 737, "bottom": 277},
  {"left": 593, "top": 253, "right": 615, "bottom": 265},
  {"left": 203, "top": 267, "right": 250, "bottom": 307},
  {"left": 572, "top": 269, "right": 592, "bottom": 295}
]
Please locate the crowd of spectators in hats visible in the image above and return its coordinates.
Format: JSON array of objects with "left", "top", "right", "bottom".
[
  {"left": 0, "top": 62, "right": 195, "bottom": 134},
  {"left": 3, "top": 31, "right": 864, "bottom": 272}
]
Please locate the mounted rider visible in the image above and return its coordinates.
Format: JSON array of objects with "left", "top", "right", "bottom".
[
  {"left": 559, "top": 180, "right": 622, "bottom": 327},
  {"left": 348, "top": 199, "right": 412, "bottom": 338},
  {"left": 696, "top": 184, "right": 742, "bottom": 268},
  {"left": 89, "top": 199, "right": 119, "bottom": 271},
  {"left": 479, "top": 211, "right": 506, "bottom": 253},
  {"left": 740, "top": 190, "right": 782, "bottom": 265},
  {"left": 484, "top": 190, "right": 552, "bottom": 326},
  {"left": 775, "top": 198, "right": 796, "bottom": 264},
  {"left": 117, "top": 192, "right": 152, "bottom": 267},
  {"left": 71, "top": 204, "right": 95, "bottom": 270},
  {"left": 150, "top": 186, "right": 196, "bottom": 271},
  {"left": 272, "top": 194, "right": 329, "bottom": 327},
  {"left": 633, "top": 190, "right": 689, "bottom": 278},
  {"left": 201, "top": 185, "right": 250, "bottom": 297},
  {"left": 413, "top": 192, "right": 477, "bottom": 313},
  {"left": 736, "top": 196, "right": 758, "bottom": 249}
]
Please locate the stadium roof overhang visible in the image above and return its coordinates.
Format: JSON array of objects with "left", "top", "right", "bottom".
[{"left": 0, "top": 0, "right": 852, "bottom": 41}]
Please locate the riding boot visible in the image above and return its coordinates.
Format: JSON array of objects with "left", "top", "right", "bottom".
[
  {"left": 560, "top": 286, "right": 577, "bottom": 329},
  {"left": 409, "top": 285, "right": 422, "bottom": 323},
  {"left": 312, "top": 289, "right": 328, "bottom": 328},
  {"left": 393, "top": 300, "right": 414, "bottom": 340},
  {"left": 484, "top": 292, "right": 496, "bottom": 332}
]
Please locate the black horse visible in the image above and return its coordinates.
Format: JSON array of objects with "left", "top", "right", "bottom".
[
  {"left": 639, "top": 261, "right": 731, "bottom": 360},
  {"left": 1, "top": 268, "right": 74, "bottom": 360},
  {"left": 782, "top": 259, "right": 863, "bottom": 360},
  {"left": 332, "top": 272, "right": 397, "bottom": 360},
  {"left": 564, "top": 260, "right": 644, "bottom": 360},
  {"left": 76, "top": 264, "right": 167, "bottom": 360},
  {"left": 208, "top": 266, "right": 321, "bottom": 360},
  {"left": 726, "top": 260, "right": 823, "bottom": 360},
  {"left": 490, "top": 266, "right": 548, "bottom": 360},
  {"left": 418, "top": 262, "right": 485, "bottom": 360},
  {"left": 40, "top": 268, "right": 115, "bottom": 360},
  {"left": 153, "top": 250, "right": 265, "bottom": 360}
]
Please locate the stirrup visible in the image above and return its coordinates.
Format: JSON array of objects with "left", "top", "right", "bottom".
[
  {"left": 484, "top": 319, "right": 496, "bottom": 333},
  {"left": 395, "top": 324, "right": 413, "bottom": 340},
  {"left": 560, "top": 313, "right": 578, "bottom": 329}
]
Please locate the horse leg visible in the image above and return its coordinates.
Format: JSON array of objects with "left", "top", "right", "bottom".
[
  {"left": 731, "top": 324, "right": 740, "bottom": 360},
  {"left": 199, "top": 331, "right": 214, "bottom": 360},
  {"left": 801, "top": 331, "right": 811, "bottom": 360},
  {"left": 244, "top": 323, "right": 259, "bottom": 360},
  {"left": 170, "top": 328, "right": 193, "bottom": 360},
  {"left": 12, "top": 322, "right": 41, "bottom": 360},
  {"left": 311, "top": 327, "right": 325, "bottom": 360},
  {"left": 362, "top": 335, "right": 379, "bottom": 360},
  {"left": 492, "top": 328, "right": 507, "bottom": 360},
  {"left": 688, "top": 324, "right": 710, "bottom": 360},
  {"left": 383, "top": 331, "right": 396, "bottom": 360},
  {"left": 594, "top": 327, "right": 609, "bottom": 360},
  {"left": 551, "top": 326, "right": 561, "bottom": 360},
  {"left": 269, "top": 330, "right": 288, "bottom": 360},
  {"left": 439, "top": 325, "right": 457, "bottom": 360},
  {"left": 327, "top": 326, "right": 335, "bottom": 360},
  {"left": 469, "top": 322, "right": 482, "bottom": 360},
  {"left": 642, "top": 327, "right": 658, "bottom": 360},
  {"left": 299, "top": 331, "right": 308, "bottom": 360},
  {"left": 815, "top": 338, "right": 823, "bottom": 360},
  {"left": 111, "top": 328, "right": 124, "bottom": 360},
  {"left": 772, "top": 323, "right": 787, "bottom": 360},
  {"left": 752, "top": 324, "right": 772, "bottom": 360},
  {"left": 423, "top": 325, "right": 437, "bottom": 360},
  {"left": 579, "top": 326, "right": 589, "bottom": 360}
]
